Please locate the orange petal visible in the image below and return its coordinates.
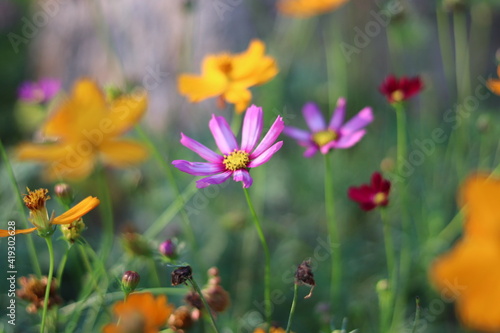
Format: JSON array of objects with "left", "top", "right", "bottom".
[
  {"left": 99, "top": 140, "right": 149, "bottom": 167},
  {"left": 224, "top": 87, "right": 252, "bottom": 113},
  {"left": 17, "top": 143, "right": 69, "bottom": 162},
  {"left": 487, "top": 79, "right": 500, "bottom": 95},
  {"left": 178, "top": 73, "right": 227, "bottom": 102},
  {"left": 107, "top": 91, "right": 148, "bottom": 136},
  {"left": 497, "top": 65, "right": 500, "bottom": 79},
  {"left": 45, "top": 150, "right": 96, "bottom": 181},
  {"left": 52, "top": 196, "right": 100, "bottom": 224},
  {"left": 277, "top": 0, "right": 349, "bottom": 17},
  {"left": 0, "top": 227, "right": 37, "bottom": 237},
  {"left": 230, "top": 40, "right": 266, "bottom": 80}
]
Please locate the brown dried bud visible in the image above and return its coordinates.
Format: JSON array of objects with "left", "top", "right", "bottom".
[
  {"left": 168, "top": 305, "right": 194, "bottom": 330},
  {"left": 295, "top": 259, "right": 315, "bottom": 299},
  {"left": 184, "top": 291, "right": 203, "bottom": 309},
  {"left": 203, "top": 285, "right": 230, "bottom": 312},
  {"left": 171, "top": 266, "right": 192, "bottom": 286},
  {"left": 17, "top": 275, "right": 62, "bottom": 314}
]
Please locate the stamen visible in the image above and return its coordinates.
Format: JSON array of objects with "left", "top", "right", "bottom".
[
  {"left": 312, "top": 129, "right": 338, "bottom": 147},
  {"left": 23, "top": 188, "right": 50, "bottom": 211},
  {"left": 373, "top": 192, "right": 386, "bottom": 205},
  {"left": 223, "top": 150, "right": 250, "bottom": 171},
  {"left": 391, "top": 90, "right": 404, "bottom": 102}
]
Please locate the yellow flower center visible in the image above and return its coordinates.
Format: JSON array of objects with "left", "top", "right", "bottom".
[
  {"left": 373, "top": 192, "right": 386, "bottom": 205},
  {"left": 312, "top": 129, "right": 338, "bottom": 147},
  {"left": 223, "top": 150, "right": 250, "bottom": 171},
  {"left": 218, "top": 56, "right": 233, "bottom": 75},
  {"left": 391, "top": 90, "right": 404, "bottom": 102}
]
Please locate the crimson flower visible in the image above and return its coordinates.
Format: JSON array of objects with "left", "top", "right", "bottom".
[
  {"left": 379, "top": 75, "right": 423, "bottom": 104},
  {"left": 348, "top": 172, "right": 391, "bottom": 211},
  {"left": 172, "top": 105, "right": 284, "bottom": 188}
]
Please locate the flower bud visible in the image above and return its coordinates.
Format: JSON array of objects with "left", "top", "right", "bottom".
[
  {"left": 60, "top": 218, "right": 86, "bottom": 244},
  {"left": 171, "top": 266, "right": 192, "bottom": 286},
  {"left": 121, "top": 271, "right": 140, "bottom": 296},
  {"left": 54, "top": 183, "right": 74, "bottom": 206},
  {"left": 159, "top": 239, "right": 177, "bottom": 259}
]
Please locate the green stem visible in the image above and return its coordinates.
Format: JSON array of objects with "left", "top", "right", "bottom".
[
  {"left": 243, "top": 187, "right": 271, "bottom": 331},
  {"left": 188, "top": 277, "right": 220, "bottom": 333},
  {"left": 324, "top": 153, "right": 341, "bottom": 312},
  {"left": 285, "top": 284, "right": 299, "bottom": 333},
  {"left": 453, "top": 10, "right": 470, "bottom": 100},
  {"left": 56, "top": 245, "right": 72, "bottom": 289},
  {"left": 436, "top": 8, "right": 455, "bottom": 90},
  {"left": 40, "top": 237, "right": 55, "bottom": 333},
  {"left": 97, "top": 168, "right": 114, "bottom": 262},
  {"left": 411, "top": 297, "right": 421, "bottom": 333},
  {"left": 230, "top": 112, "right": 243, "bottom": 135},
  {"left": 380, "top": 208, "right": 395, "bottom": 284},
  {"left": 380, "top": 208, "right": 395, "bottom": 333},
  {"left": 149, "top": 258, "right": 162, "bottom": 287},
  {"left": 0, "top": 139, "right": 41, "bottom": 276}
]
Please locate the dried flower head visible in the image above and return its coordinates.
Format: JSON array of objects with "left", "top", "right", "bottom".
[
  {"left": 168, "top": 305, "right": 194, "bottom": 330},
  {"left": 202, "top": 267, "right": 230, "bottom": 312},
  {"left": 294, "top": 259, "right": 316, "bottom": 298},
  {"left": 17, "top": 275, "right": 62, "bottom": 314}
]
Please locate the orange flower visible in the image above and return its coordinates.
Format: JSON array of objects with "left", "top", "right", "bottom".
[
  {"left": 103, "top": 293, "right": 174, "bottom": 333},
  {"left": 277, "top": 0, "right": 350, "bottom": 17},
  {"left": 430, "top": 174, "right": 500, "bottom": 331},
  {"left": 0, "top": 188, "right": 99, "bottom": 237},
  {"left": 254, "top": 328, "right": 288, "bottom": 333},
  {"left": 178, "top": 39, "right": 278, "bottom": 113},
  {"left": 487, "top": 65, "right": 500, "bottom": 95},
  {"left": 17, "top": 79, "right": 149, "bottom": 180}
]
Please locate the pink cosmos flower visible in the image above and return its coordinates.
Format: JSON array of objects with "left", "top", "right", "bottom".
[
  {"left": 283, "top": 98, "right": 374, "bottom": 157},
  {"left": 18, "top": 78, "right": 61, "bottom": 104},
  {"left": 172, "top": 105, "right": 284, "bottom": 188},
  {"left": 348, "top": 172, "right": 391, "bottom": 211}
]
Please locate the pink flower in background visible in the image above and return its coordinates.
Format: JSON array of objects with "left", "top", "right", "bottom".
[
  {"left": 348, "top": 172, "right": 391, "bottom": 211},
  {"left": 172, "top": 105, "right": 284, "bottom": 188},
  {"left": 283, "top": 98, "right": 374, "bottom": 157},
  {"left": 18, "top": 78, "right": 61, "bottom": 104},
  {"left": 379, "top": 75, "right": 423, "bottom": 104}
]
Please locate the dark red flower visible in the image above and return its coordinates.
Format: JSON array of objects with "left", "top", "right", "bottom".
[
  {"left": 379, "top": 75, "right": 423, "bottom": 103},
  {"left": 348, "top": 172, "right": 391, "bottom": 211}
]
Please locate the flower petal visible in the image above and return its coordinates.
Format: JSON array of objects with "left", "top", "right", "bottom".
[
  {"left": 340, "top": 107, "right": 374, "bottom": 136},
  {"left": 303, "top": 102, "right": 326, "bottom": 132},
  {"left": 283, "top": 126, "right": 311, "bottom": 144},
  {"left": 196, "top": 171, "right": 233, "bottom": 188},
  {"left": 251, "top": 116, "right": 284, "bottom": 158},
  {"left": 248, "top": 141, "right": 283, "bottom": 168},
  {"left": 53, "top": 196, "right": 100, "bottom": 225},
  {"left": 223, "top": 86, "right": 252, "bottom": 113},
  {"left": 99, "top": 140, "right": 149, "bottom": 167},
  {"left": 0, "top": 227, "right": 37, "bottom": 237},
  {"left": 17, "top": 143, "right": 69, "bottom": 162},
  {"left": 172, "top": 160, "right": 225, "bottom": 176},
  {"left": 240, "top": 105, "right": 263, "bottom": 152},
  {"left": 303, "top": 145, "right": 319, "bottom": 158},
  {"left": 333, "top": 130, "right": 366, "bottom": 149},
  {"left": 107, "top": 91, "right": 148, "bottom": 135},
  {"left": 180, "top": 133, "right": 222, "bottom": 163},
  {"left": 328, "top": 97, "right": 346, "bottom": 130},
  {"left": 209, "top": 115, "right": 238, "bottom": 154},
  {"left": 232, "top": 169, "right": 253, "bottom": 188}
]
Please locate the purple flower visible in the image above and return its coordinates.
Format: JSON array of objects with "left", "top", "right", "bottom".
[
  {"left": 283, "top": 98, "right": 374, "bottom": 157},
  {"left": 18, "top": 78, "right": 61, "bottom": 104},
  {"left": 172, "top": 105, "right": 284, "bottom": 188}
]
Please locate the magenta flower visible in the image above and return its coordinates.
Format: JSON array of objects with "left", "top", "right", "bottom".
[
  {"left": 283, "top": 98, "right": 374, "bottom": 157},
  {"left": 348, "top": 172, "right": 391, "bottom": 211},
  {"left": 172, "top": 105, "right": 284, "bottom": 188},
  {"left": 18, "top": 78, "right": 61, "bottom": 104}
]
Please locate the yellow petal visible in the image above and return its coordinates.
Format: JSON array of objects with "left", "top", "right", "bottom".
[
  {"left": 53, "top": 196, "right": 100, "bottom": 225},
  {"left": 0, "top": 227, "right": 37, "bottom": 237},
  {"left": 278, "top": 0, "right": 349, "bottom": 17},
  {"left": 178, "top": 73, "right": 227, "bottom": 102},
  {"left": 99, "top": 140, "right": 149, "bottom": 167},
  {"left": 107, "top": 91, "right": 148, "bottom": 136},
  {"left": 224, "top": 87, "right": 252, "bottom": 113},
  {"left": 230, "top": 40, "right": 266, "bottom": 80},
  {"left": 17, "top": 143, "right": 69, "bottom": 162},
  {"left": 46, "top": 153, "right": 96, "bottom": 181}
]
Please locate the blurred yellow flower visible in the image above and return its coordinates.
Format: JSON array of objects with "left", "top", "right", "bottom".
[
  {"left": 178, "top": 39, "right": 278, "bottom": 113},
  {"left": 487, "top": 65, "right": 500, "bottom": 95},
  {"left": 103, "top": 292, "right": 174, "bottom": 333},
  {"left": 430, "top": 174, "right": 500, "bottom": 332},
  {"left": 17, "top": 79, "right": 149, "bottom": 180},
  {"left": 277, "top": 0, "right": 350, "bottom": 17},
  {"left": 254, "top": 328, "right": 288, "bottom": 333}
]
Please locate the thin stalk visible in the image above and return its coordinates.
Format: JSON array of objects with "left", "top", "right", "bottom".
[
  {"left": 436, "top": 8, "right": 455, "bottom": 90},
  {"left": 380, "top": 208, "right": 395, "bottom": 284},
  {"left": 243, "top": 187, "right": 271, "bottom": 331},
  {"left": 40, "top": 237, "right": 55, "bottom": 333},
  {"left": 0, "top": 140, "right": 41, "bottom": 276},
  {"left": 411, "top": 297, "right": 421, "bottom": 333},
  {"left": 97, "top": 168, "right": 114, "bottom": 262},
  {"left": 453, "top": 10, "right": 471, "bottom": 100},
  {"left": 285, "top": 284, "right": 299, "bottom": 333},
  {"left": 380, "top": 208, "right": 396, "bottom": 333},
  {"left": 56, "top": 245, "right": 72, "bottom": 289},
  {"left": 188, "top": 277, "right": 220, "bottom": 333},
  {"left": 149, "top": 258, "right": 162, "bottom": 287},
  {"left": 324, "top": 153, "right": 341, "bottom": 311}
]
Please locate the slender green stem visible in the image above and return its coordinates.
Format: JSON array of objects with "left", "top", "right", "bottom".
[
  {"left": 243, "top": 187, "right": 271, "bottom": 331},
  {"left": 380, "top": 208, "right": 395, "bottom": 283},
  {"left": 149, "top": 258, "right": 162, "bottom": 287},
  {"left": 40, "top": 237, "right": 55, "bottom": 333},
  {"left": 0, "top": 139, "right": 41, "bottom": 276},
  {"left": 323, "top": 153, "right": 341, "bottom": 311},
  {"left": 380, "top": 208, "right": 395, "bottom": 333},
  {"left": 436, "top": 8, "right": 455, "bottom": 90},
  {"left": 97, "top": 168, "right": 114, "bottom": 262},
  {"left": 411, "top": 297, "right": 421, "bottom": 333},
  {"left": 285, "top": 284, "right": 299, "bottom": 333},
  {"left": 56, "top": 245, "right": 72, "bottom": 289},
  {"left": 453, "top": 10, "right": 470, "bottom": 101},
  {"left": 230, "top": 112, "right": 243, "bottom": 135},
  {"left": 188, "top": 278, "right": 220, "bottom": 333}
]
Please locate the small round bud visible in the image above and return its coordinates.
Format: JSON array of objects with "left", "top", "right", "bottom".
[
  {"left": 376, "top": 278, "right": 390, "bottom": 292},
  {"left": 159, "top": 239, "right": 177, "bottom": 259},
  {"left": 169, "top": 305, "right": 194, "bottom": 330},
  {"left": 121, "top": 271, "right": 140, "bottom": 295},
  {"left": 54, "top": 183, "right": 74, "bottom": 206}
]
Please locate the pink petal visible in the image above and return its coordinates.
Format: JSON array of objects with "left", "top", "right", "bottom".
[
  {"left": 340, "top": 107, "right": 373, "bottom": 136},
  {"left": 333, "top": 130, "right": 367, "bottom": 149},
  {"left": 303, "top": 102, "right": 326, "bottom": 132},
  {"left": 196, "top": 171, "right": 233, "bottom": 188},
  {"left": 328, "top": 97, "right": 346, "bottom": 130},
  {"left": 232, "top": 169, "right": 253, "bottom": 188},
  {"left": 251, "top": 116, "right": 284, "bottom": 158},
  {"left": 172, "top": 160, "right": 224, "bottom": 175},
  {"left": 283, "top": 126, "right": 311, "bottom": 144},
  {"left": 248, "top": 141, "right": 283, "bottom": 168},
  {"left": 209, "top": 115, "right": 238, "bottom": 155},
  {"left": 304, "top": 145, "right": 319, "bottom": 157},
  {"left": 240, "top": 105, "right": 263, "bottom": 152},
  {"left": 180, "top": 133, "right": 222, "bottom": 163}
]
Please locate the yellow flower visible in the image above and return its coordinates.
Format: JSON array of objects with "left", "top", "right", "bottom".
[
  {"left": 430, "top": 174, "right": 500, "bottom": 332},
  {"left": 254, "top": 328, "right": 288, "bottom": 333},
  {"left": 103, "top": 293, "right": 174, "bottom": 333},
  {"left": 17, "top": 79, "right": 149, "bottom": 180},
  {"left": 178, "top": 39, "right": 278, "bottom": 113},
  {"left": 277, "top": 0, "right": 350, "bottom": 17},
  {"left": 0, "top": 188, "right": 99, "bottom": 237},
  {"left": 487, "top": 65, "right": 500, "bottom": 95}
]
